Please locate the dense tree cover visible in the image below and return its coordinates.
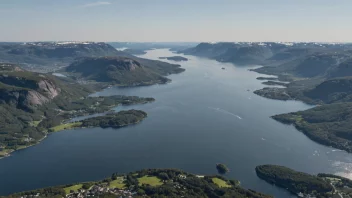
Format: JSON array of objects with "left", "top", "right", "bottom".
[
  {"left": 216, "top": 164, "right": 229, "bottom": 174},
  {"left": 255, "top": 165, "right": 333, "bottom": 197},
  {"left": 304, "top": 77, "right": 352, "bottom": 104},
  {"left": 159, "top": 56, "right": 188, "bottom": 61},
  {"left": 65, "top": 56, "right": 184, "bottom": 86},
  {"left": 273, "top": 102, "right": 352, "bottom": 153},
  {"left": 80, "top": 110, "right": 148, "bottom": 128},
  {"left": 5, "top": 169, "right": 272, "bottom": 198}
]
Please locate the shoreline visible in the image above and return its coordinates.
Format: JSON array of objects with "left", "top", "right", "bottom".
[
  {"left": 0, "top": 119, "right": 145, "bottom": 160},
  {"left": 0, "top": 100, "right": 152, "bottom": 160}
]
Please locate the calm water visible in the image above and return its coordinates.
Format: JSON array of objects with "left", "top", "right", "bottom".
[{"left": 1, "top": 49, "right": 352, "bottom": 197}]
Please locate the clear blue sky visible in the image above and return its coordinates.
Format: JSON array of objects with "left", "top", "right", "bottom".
[{"left": 1, "top": 0, "right": 351, "bottom": 42}]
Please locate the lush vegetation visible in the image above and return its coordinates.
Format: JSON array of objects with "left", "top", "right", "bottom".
[
  {"left": 216, "top": 163, "right": 229, "bottom": 174},
  {"left": 81, "top": 110, "right": 147, "bottom": 129},
  {"left": 137, "top": 176, "right": 163, "bottom": 186},
  {"left": 272, "top": 102, "right": 352, "bottom": 153},
  {"left": 63, "top": 184, "right": 83, "bottom": 194},
  {"left": 255, "top": 165, "right": 333, "bottom": 197},
  {"left": 65, "top": 56, "right": 185, "bottom": 86},
  {"left": 0, "top": 64, "right": 155, "bottom": 157},
  {"left": 212, "top": 178, "right": 231, "bottom": 188},
  {"left": 49, "top": 122, "right": 82, "bottom": 132},
  {"left": 108, "top": 177, "right": 125, "bottom": 189},
  {"left": 159, "top": 56, "right": 188, "bottom": 61},
  {"left": 262, "top": 81, "right": 287, "bottom": 87},
  {"left": 5, "top": 169, "right": 272, "bottom": 198}
]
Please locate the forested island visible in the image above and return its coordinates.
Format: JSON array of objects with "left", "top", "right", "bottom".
[
  {"left": 159, "top": 56, "right": 188, "bottom": 61},
  {"left": 255, "top": 165, "right": 352, "bottom": 197},
  {"left": 5, "top": 169, "right": 271, "bottom": 198},
  {"left": 216, "top": 163, "right": 230, "bottom": 174}
]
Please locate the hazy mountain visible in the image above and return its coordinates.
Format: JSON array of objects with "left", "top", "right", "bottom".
[
  {"left": 0, "top": 42, "right": 131, "bottom": 72},
  {"left": 65, "top": 56, "right": 185, "bottom": 86}
]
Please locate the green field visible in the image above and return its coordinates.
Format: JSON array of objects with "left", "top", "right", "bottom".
[
  {"left": 212, "top": 178, "right": 231, "bottom": 188},
  {"left": 29, "top": 120, "right": 42, "bottom": 127},
  {"left": 138, "top": 176, "right": 163, "bottom": 186},
  {"left": 50, "top": 122, "right": 82, "bottom": 132},
  {"left": 109, "top": 177, "right": 125, "bottom": 189},
  {"left": 63, "top": 184, "right": 83, "bottom": 194}
]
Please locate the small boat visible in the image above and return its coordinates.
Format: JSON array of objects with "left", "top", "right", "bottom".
[{"left": 221, "top": 67, "right": 225, "bottom": 70}]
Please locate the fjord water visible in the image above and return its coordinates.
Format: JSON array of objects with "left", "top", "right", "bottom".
[{"left": 1, "top": 49, "right": 352, "bottom": 197}]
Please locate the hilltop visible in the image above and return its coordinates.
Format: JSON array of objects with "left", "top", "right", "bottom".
[{"left": 65, "top": 57, "right": 185, "bottom": 86}]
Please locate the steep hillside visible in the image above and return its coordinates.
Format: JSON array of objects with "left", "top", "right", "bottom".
[
  {"left": 254, "top": 53, "right": 348, "bottom": 77},
  {"left": 216, "top": 45, "right": 273, "bottom": 64},
  {"left": 182, "top": 42, "right": 239, "bottom": 58},
  {"left": 0, "top": 64, "right": 154, "bottom": 158},
  {"left": 304, "top": 77, "right": 352, "bottom": 103},
  {"left": 65, "top": 57, "right": 185, "bottom": 86},
  {"left": 328, "top": 58, "right": 352, "bottom": 78}
]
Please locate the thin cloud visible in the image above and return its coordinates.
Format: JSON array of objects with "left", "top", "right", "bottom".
[{"left": 83, "top": 1, "right": 111, "bottom": 7}]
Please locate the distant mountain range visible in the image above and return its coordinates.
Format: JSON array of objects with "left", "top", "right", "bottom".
[{"left": 0, "top": 42, "right": 130, "bottom": 72}]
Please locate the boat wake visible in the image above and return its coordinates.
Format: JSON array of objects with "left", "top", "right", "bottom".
[{"left": 208, "top": 107, "right": 242, "bottom": 120}]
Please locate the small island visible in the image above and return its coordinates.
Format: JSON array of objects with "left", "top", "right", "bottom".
[
  {"left": 159, "top": 56, "right": 188, "bottom": 61},
  {"left": 216, "top": 163, "right": 229, "bottom": 174}
]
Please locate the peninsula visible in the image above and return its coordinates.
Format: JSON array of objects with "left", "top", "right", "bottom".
[{"left": 159, "top": 56, "right": 188, "bottom": 61}]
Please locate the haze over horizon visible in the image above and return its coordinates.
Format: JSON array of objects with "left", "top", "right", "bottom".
[{"left": 1, "top": 0, "right": 352, "bottom": 42}]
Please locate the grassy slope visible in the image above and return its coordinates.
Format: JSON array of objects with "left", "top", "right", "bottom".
[
  {"left": 108, "top": 177, "right": 125, "bottom": 189},
  {"left": 137, "top": 176, "right": 163, "bottom": 186},
  {"left": 63, "top": 184, "right": 83, "bottom": 195},
  {"left": 8, "top": 169, "right": 272, "bottom": 198},
  {"left": 212, "top": 178, "right": 231, "bottom": 188}
]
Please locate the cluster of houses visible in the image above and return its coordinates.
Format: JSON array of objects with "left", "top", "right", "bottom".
[{"left": 65, "top": 185, "right": 136, "bottom": 198}]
